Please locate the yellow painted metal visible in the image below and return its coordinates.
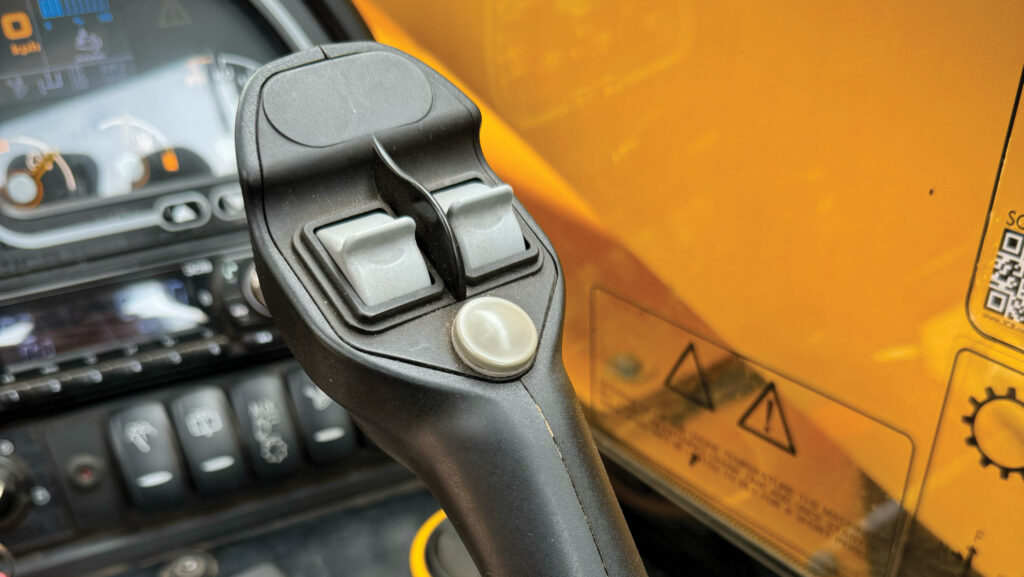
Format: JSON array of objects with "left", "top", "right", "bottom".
[
  {"left": 409, "top": 509, "right": 448, "bottom": 577},
  {"left": 352, "top": 1, "right": 1024, "bottom": 576}
]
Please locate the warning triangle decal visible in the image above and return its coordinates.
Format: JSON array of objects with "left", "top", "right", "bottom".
[
  {"left": 738, "top": 382, "right": 796, "bottom": 455},
  {"left": 158, "top": 0, "right": 192, "bottom": 28},
  {"left": 664, "top": 343, "right": 713, "bottom": 410}
]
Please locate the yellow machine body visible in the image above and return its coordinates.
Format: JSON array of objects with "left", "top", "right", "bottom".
[{"left": 355, "top": 2, "right": 1024, "bottom": 576}]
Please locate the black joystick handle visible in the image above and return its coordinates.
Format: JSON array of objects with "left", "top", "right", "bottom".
[{"left": 236, "top": 42, "right": 647, "bottom": 577}]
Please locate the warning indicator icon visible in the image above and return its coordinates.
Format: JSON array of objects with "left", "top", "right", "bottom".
[
  {"left": 158, "top": 0, "right": 192, "bottom": 28},
  {"left": 664, "top": 343, "right": 713, "bottom": 410},
  {"left": 739, "top": 382, "right": 796, "bottom": 455}
]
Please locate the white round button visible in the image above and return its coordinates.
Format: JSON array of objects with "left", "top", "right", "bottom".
[
  {"left": 452, "top": 296, "right": 538, "bottom": 378},
  {"left": 6, "top": 172, "right": 39, "bottom": 205}
]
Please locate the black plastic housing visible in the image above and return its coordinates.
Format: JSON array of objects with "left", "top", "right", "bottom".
[{"left": 236, "top": 42, "right": 647, "bottom": 577}]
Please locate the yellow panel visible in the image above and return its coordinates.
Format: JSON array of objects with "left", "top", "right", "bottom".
[{"left": 352, "top": 1, "right": 1024, "bottom": 576}]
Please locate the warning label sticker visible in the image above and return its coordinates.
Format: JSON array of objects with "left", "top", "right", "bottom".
[
  {"left": 739, "top": 382, "right": 797, "bottom": 455},
  {"left": 591, "top": 290, "right": 913, "bottom": 577},
  {"left": 665, "top": 343, "right": 713, "bottom": 410}
]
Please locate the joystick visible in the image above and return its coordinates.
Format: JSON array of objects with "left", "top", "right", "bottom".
[{"left": 235, "top": 42, "right": 647, "bottom": 577}]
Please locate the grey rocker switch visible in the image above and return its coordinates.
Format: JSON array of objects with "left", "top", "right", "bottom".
[{"left": 316, "top": 212, "right": 432, "bottom": 307}]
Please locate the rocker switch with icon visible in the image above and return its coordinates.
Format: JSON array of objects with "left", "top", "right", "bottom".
[{"left": 316, "top": 212, "right": 432, "bottom": 307}]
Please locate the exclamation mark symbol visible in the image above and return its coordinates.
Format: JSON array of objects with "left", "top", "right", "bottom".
[{"left": 739, "top": 382, "right": 795, "bottom": 455}]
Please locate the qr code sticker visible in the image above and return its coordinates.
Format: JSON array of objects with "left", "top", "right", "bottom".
[{"left": 986, "top": 229, "right": 1024, "bottom": 321}]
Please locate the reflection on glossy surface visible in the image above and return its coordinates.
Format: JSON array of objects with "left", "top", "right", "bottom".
[
  {"left": 0, "top": 53, "right": 256, "bottom": 212},
  {"left": 0, "top": 136, "right": 77, "bottom": 209},
  {"left": 355, "top": 2, "right": 1024, "bottom": 576},
  {"left": 0, "top": 277, "right": 206, "bottom": 369},
  {"left": 591, "top": 289, "right": 911, "bottom": 577}
]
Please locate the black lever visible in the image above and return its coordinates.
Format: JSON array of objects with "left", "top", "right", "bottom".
[{"left": 235, "top": 42, "right": 647, "bottom": 577}]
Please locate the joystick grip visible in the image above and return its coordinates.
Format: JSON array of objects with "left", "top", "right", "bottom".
[{"left": 346, "top": 313, "right": 644, "bottom": 576}]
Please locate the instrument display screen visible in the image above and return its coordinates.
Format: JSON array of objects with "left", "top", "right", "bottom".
[
  {"left": 0, "top": 0, "right": 287, "bottom": 213},
  {"left": 0, "top": 0, "right": 136, "bottom": 107},
  {"left": 0, "top": 275, "right": 207, "bottom": 370}
]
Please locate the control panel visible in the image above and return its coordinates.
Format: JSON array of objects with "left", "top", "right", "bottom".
[
  {"left": 0, "top": 0, "right": 292, "bottom": 280},
  {"left": 0, "top": 359, "right": 366, "bottom": 555},
  {"left": 0, "top": 2, "right": 399, "bottom": 577},
  {"left": 0, "top": 246, "right": 284, "bottom": 414}
]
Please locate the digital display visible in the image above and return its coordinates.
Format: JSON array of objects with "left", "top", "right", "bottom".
[
  {"left": 0, "top": 0, "right": 135, "bottom": 106},
  {"left": 37, "top": 0, "right": 112, "bottom": 19},
  {"left": 0, "top": 0, "right": 287, "bottom": 212},
  {"left": 0, "top": 276, "right": 208, "bottom": 369}
]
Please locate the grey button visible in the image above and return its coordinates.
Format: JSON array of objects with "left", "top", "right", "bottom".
[
  {"left": 434, "top": 181, "right": 525, "bottom": 272},
  {"left": 108, "top": 402, "right": 187, "bottom": 509},
  {"left": 212, "top": 184, "right": 246, "bottom": 220},
  {"left": 168, "top": 204, "right": 199, "bottom": 224},
  {"left": 231, "top": 376, "right": 301, "bottom": 479},
  {"left": 316, "top": 211, "right": 431, "bottom": 307},
  {"left": 286, "top": 368, "right": 357, "bottom": 463},
  {"left": 155, "top": 192, "right": 211, "bottom": 231},
  {"left": 170, "top": 387, "right": 247, "bottom": 493}
]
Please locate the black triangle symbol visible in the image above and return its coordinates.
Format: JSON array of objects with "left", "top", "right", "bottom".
[
  {"left": 664, "top": 343, "right": 713, "bottom": 410},
  {"left": 738, "top": 382, "right": 796, "bottom": 455},
  {"left": 158, "top": 0, "right": 192, "bottom": 28}
]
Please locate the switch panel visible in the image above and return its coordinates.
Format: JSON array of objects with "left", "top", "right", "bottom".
[
  {"left": 286, "top": 368, "right": 358, "bottom": 463},
  {"left": 434, "top": 182, "right": 526, "bottom": 273},
  {"left": 108, "top": 402, "right": 187, "bottom": 509},
  {"left": 170, "top": 388, "right": 247, "bottom": 493},
  {"left": 316, "top": 212, "right": 432, "bottom": 307}
]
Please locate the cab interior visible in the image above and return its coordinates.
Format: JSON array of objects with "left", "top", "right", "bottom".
[{"left": 0, "top": 2, "right": 1022, "bottom": 577}]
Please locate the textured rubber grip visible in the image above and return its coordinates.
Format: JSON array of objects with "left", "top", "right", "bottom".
[{"left": 352, "top": 353, "right": 647, "bottom": 577}]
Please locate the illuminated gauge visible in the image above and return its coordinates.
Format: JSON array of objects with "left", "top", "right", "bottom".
[
  {"left": 964, "top": 386, "right": 1024, "bottom": 480},
  {"left": 0, "top": 137, "right": 78, "bottom": 210},
  {"left": 97, "top": 114, "right": 177, "bottom": 191},
  {"left": 140, "top": 147, "right": 209, "bottom": 184}
]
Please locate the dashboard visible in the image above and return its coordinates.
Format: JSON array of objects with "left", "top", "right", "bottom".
[
  {"left": 0, "top": 0, "right": 305, "bottom": 397},
  {"left": 0, "top": 0, "right": 282, "bottom": 213},
  {"left": 0, "top": 0, "right": 300, "bottom": 279}
]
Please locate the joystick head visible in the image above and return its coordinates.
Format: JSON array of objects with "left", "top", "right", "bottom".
[{"left": 235, "top": 42, "right": 561, "bottom": 394}]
